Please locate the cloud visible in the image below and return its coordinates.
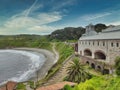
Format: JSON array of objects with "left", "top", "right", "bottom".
[
  {"left": 4, "top": 11, "right": 62, "bottom": 28},
  {"left": 51, "top": 0, "right": 77, "bottom": 11},
  {"left": 106, "top": 21, "right": 120, "bottom": 26},
  {"left": 25, "top": 0, "right": 39, "bottom": 17},
  {"left": 81, "top": 12, "right": 112, "bottom": 21},
  {"left": 28, "top": 25, "right": 55, "bottom": 31},
  {"left": 0, "top": 0, "right": 64, "bottom": 35},
  {"left": 0, "top": 3, "right": 62, "bottom": 35},
  {"left": 27, "top": 25, "right": 58, "bottom": 35},
  {"left": 37, "top": 12, "right": 62, "bottom": 25}
]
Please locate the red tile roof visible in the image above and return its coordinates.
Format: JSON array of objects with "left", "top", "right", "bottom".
[
  {"left": 0, "top": 81, "right": 17, "bottom": 90},
  {"left": 37, "top": 81, "right": 76, "bottom": 90}
]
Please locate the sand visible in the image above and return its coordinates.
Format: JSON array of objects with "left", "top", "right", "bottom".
[{"left": 14, "top": 47, "right": 59, "bottom": 81}]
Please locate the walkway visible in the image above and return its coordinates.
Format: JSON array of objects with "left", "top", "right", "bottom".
[
  {"left": 25, "top": 43, "right": 59, "bottom": 90},
  {"left": 43, "top": 54, "right": 75, "bottom": 86},
  {"left": 25, "top": 43, "right": 74, "bottom": 89},
  {"left": 52, "top": 43, "right": 59, "bottom": 64}
]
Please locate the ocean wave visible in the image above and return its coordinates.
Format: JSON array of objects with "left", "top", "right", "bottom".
[{"left": 0, "top": 50, "right": 46, "bottom": 85}]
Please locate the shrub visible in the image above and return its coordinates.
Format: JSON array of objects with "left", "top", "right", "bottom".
[
  {"left": 16, "top": 83, "right": 26, "bottom": 90},
  {"left": 115, "top": 56, "right": 120, "bottom": 76},
  {"left": 63, "top": 84, "right": 73, "bottom": 90}
]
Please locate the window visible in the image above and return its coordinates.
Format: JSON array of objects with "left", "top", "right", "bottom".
[
  {"left": 82, "top": 41, "right": 83, "bottom": 44},
  {"left": 89, "top": 42, "right": 90, "bottom": 45},
  {"left": 98, "top": 41, "right": 99, "bottom": 46},
  {"left": 93, "top": 42, "right": 94, "bottom": 45},
  {"left": 82, "top": 41, "right": 84, "bottom": 44},
  {"left": 103, "top": 42, "right": 105, "bottom": 46},
  {"left": 111, "top": 42, "right": 113, "bottom": 47},
  {"left": 116, "top": 43, "right": 119, "bottom": 47}
]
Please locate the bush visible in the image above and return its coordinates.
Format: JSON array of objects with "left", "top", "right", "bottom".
[
  {"left": 115, "top": 56, "right": 120, "bottom": 76},
  {"left": 16, "top": 83, "right": 26, "bottom": 90},
  {"left": 64, "top": 76, "right": 120, "bottom": 90},
  {"left": 44, "top": 42, "right": 74, "bottom": 81},
  {"left": 63, "top": 84, "right": 73, "bottom": 90},
  {"left": 56, "top": 42, "right": 74, "bottom": 64},
  {"left": 28, "top": 81, "right": 34, "bottom": 89}
]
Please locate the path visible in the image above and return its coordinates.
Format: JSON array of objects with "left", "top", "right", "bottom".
[
  {"left": 25, "top": 83, "right": 33, "bottom": 90},
  {"left": 25, "top": 43, "right": 59, "bottom": 90},
  {"left": 25, "top": 43, "right": 74, "bottom": 89},
  {"left": 52, "top": 43, "right": 59, "bottom": 64},
  {"left": 43, "top": 54, "right": 75, "bottom": 86}
]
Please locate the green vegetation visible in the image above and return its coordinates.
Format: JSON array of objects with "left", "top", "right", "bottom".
[
  {"left": 66, "top": 57, "right": 91, "bottom": 83},
  {"left": 28, "top": 81, "right": 34, "bottom": 89},
  {"left": 39, "top": 42, "right": 74, "bottom": 84},
  {"left": 16, "top": 83, "right": 26, "bottom": 90},
  {"left": 0, "top": 23, "right": 108, "bottom": 42},
  {"left": 50, "top": 27, "right": 85, "bottom": 41},
  {"left": 0, "top": 35, "right": 74, "bottom": 88},
  {"left": 0, "top": 35, "right": 52, "bottom": 51},
  {"left": 49, "top": 23, "right": 107, "bottom": 41},
  {"left": 63, "top": 84, "right": 73, "bottom": 90},
  {"left": 56, "top": 42, "right": 74, "bottom": 64},
  {"left": 95, "top": 23, "right": 107, "bottom": 33},
  {"left": 64, "top": 76, "right": 120, "bottom": 90},
  {"left": 115, "top": 56, "right": 120, "bottom": 76},
  {"left": 46, "top": 42, "right": 74, "bottom": 79},
  {"left": 0, "top": 23, "right": 114, "bottom": 89},
  {"left": 62, "top": 56, "right": 120, "bottom": 90}
]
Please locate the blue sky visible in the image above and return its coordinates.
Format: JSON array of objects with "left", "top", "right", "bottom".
[{"left": 0, "top": 0, "right": 120, "bottom": 35}]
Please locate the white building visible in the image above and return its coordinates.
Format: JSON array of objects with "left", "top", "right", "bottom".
[{"left": 78, "top": 24, "right": 120, "bottom": 74}]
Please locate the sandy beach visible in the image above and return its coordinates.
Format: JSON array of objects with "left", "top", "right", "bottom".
[{"left": 14, "top": 47, "right": 59, "bottom": 81}]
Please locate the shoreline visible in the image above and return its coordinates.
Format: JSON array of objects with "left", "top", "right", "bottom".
[{"left": 14, "top": 47, "right": 59, "bottom": 82}]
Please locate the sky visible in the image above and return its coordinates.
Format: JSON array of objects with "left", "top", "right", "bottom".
[{"left": 0, "top": 0, "right": 120, "bottom": 35}]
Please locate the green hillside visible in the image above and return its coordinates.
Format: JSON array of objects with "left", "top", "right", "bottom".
[{"left": 64, "top": 76, "right": 120, "bottom": 90}]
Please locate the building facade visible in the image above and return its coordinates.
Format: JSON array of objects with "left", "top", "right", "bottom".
[{"left": 78, "top": 24, "right": 120, "bottom": 74}]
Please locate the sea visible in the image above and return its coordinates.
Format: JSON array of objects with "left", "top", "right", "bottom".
[{"left": 0, "top": 49, "right": 46, "bottom": 85}]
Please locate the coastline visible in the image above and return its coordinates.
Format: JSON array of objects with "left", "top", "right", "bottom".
[{"left": 14, "top": 47, "right": 59, "bottom": 82}]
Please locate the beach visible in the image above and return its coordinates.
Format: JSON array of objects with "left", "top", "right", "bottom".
[{"left": 14, "top": 47, "right": 59, "bottom": 81}]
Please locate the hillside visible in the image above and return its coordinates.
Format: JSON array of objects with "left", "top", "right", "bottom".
[
  {"left": 49, "top": 23, "right": 107, "bottom": 41},
  {"left": 50, "top": 27, "right": 85, "bottom": 41},
  {"left": 0, "top": 23, "right": 108, "bottom": 42},
  {"left": 64, "top": 76, "right": 120, "bottom": 90}
]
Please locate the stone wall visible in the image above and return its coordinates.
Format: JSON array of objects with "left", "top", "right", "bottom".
[{"left": 78, "top": 39, "right": 120, "bottom": 64}]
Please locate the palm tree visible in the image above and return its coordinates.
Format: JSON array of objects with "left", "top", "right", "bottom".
[{"left": 66, "top": 57, "right": 90, "bottom": 83}]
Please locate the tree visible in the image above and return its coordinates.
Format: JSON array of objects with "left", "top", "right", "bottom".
[
  {"left": 50, "top": 27, "right": 85, "bottom": 41},
  {"left": 95, "top": 23, "right": 107, "bottom": 33},
  {"left": 115, "top": 56, "right": 120, "bottom": 76},
  {"left": 66, "top": 57, "right": 91, "bottom": 83}
]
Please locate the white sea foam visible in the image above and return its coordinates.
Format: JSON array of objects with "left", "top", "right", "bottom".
[{"left": 0, "top": 50, "right": 46, "bottom": 85}]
